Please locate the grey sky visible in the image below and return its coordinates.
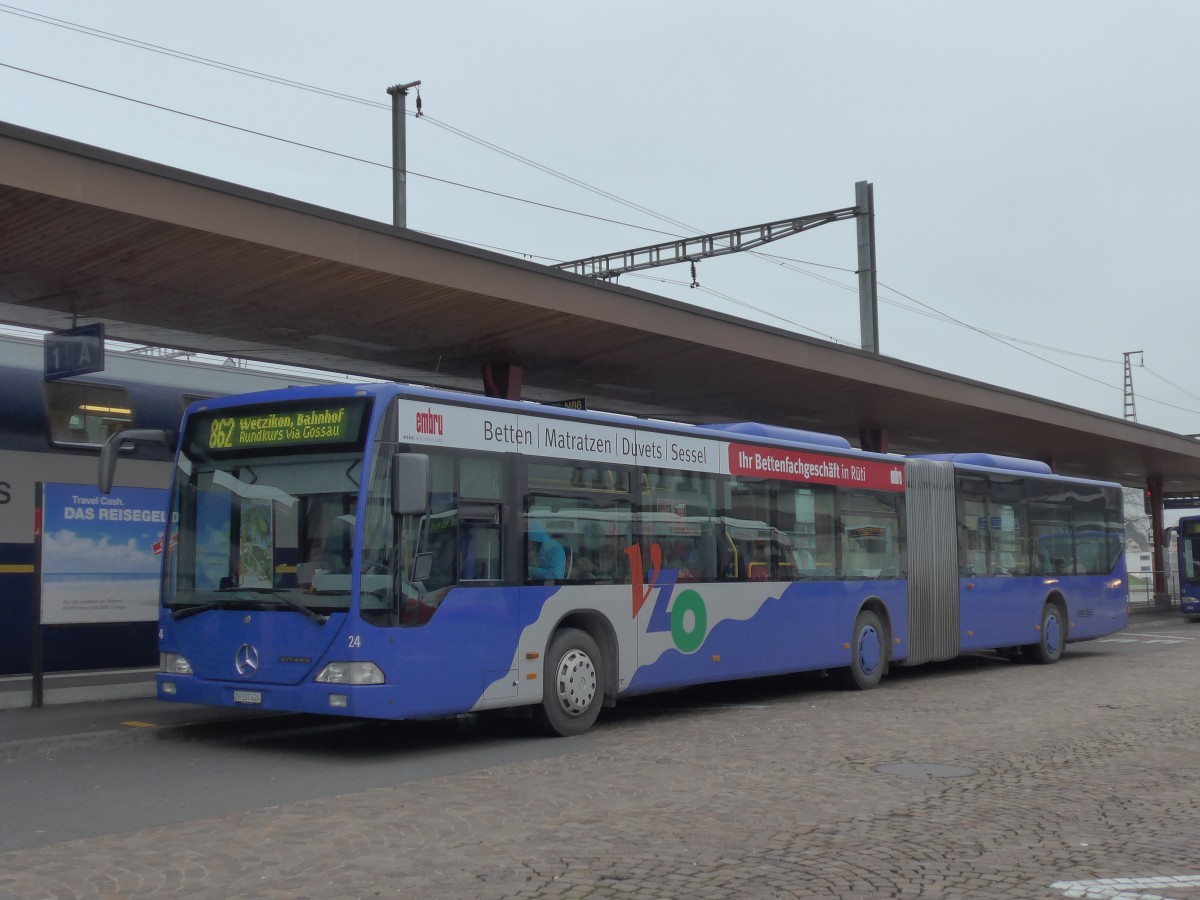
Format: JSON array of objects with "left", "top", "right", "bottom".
[{"left": 3, "top": 1, "right": 1197, "bottom": 434}]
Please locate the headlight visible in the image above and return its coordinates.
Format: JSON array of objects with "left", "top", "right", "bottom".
[
  {"left": 160, "top": 652, "right": 193, "bottom": 675},
  {"left": 314, "top": 661, "right": 385, "bottom": 684}
]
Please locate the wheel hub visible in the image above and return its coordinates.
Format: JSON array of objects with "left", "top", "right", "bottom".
[
  {"left": 554, "top": 648, "right": 597, "bottom": 717},
  {"left": 859, "top": 625, "right": 881, "bottom": 674},
  {"left": 1045, "top": 614, "right": 1062, "bottom": 654}
]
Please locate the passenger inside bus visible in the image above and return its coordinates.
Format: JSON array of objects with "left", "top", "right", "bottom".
[
  {"left": 666, "top": 539, "right": 700, "bottom": 581},
  {"left": 747, "top": 554, "right": 770, "bottom": 581},
  {"left": 732, "top": 538, "right": 770, "bottom": 581},
  {"left": 575, "top": 545, "right": 617, "bottom": 581},
  {"left": 528, "top": 525, "right": 567, "bottom": 581}
]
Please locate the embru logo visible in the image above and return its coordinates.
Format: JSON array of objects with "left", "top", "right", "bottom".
[{"left": 415, "top": 408, "right": 444, "bottom": 436}]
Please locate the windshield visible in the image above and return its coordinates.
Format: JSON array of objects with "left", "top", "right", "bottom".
[{"left": 163, "top": 449, "right": 365, "bottom": 618}]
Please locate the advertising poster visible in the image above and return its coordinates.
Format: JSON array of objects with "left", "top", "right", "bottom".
[
  {"left": 238, "top": 497, "right": 274, "bottom": 588},
  {"left": 39, "top": 482, "right": 169, "bottom": 625}
]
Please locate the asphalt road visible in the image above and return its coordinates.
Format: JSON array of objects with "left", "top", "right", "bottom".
[{"left": 2, "top": 615, "right": 1199, "bottom": 899}]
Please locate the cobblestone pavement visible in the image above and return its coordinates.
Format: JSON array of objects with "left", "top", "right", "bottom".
[{"left": 2, "top": 632, "right": 1200, "bottom": 899}]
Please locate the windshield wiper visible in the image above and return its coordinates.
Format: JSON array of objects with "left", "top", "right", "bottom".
[
  {"left": 215, "top": 586, "right": 330, "bottom": 624},
  {"left": 172, "top": 588, "right": 329, "bottom": 624},
  {"left": 171, "top": 598, "right": 242, "bottom": 621},
  {"left": 265, "top": 590, "right": 329, "bottom": 625}
]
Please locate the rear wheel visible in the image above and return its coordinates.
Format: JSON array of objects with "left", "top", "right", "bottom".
[
  {"left": 1024, "top": 603, "right": 1065, "bottom": 664},
  {"left": 832, "top": 609, "right": 886, "bottom": 690},
  {"left": 533, "top": 628, "right": 604, "bottom": 736}
]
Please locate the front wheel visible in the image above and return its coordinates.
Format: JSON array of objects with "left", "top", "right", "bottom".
[
  {"left": 832, "top": 609, "right": 887, "bottom": 690},
  {"left": 533, "top": 628, "right": 604, "bottom": 737},
  {"left": 1024, "top": 603, "right": 1065, "bottom": 664}
]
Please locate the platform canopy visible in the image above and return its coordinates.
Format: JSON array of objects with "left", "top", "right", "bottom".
[{"left": 2, "top": 121, "right": 1199, "bottom": 492}]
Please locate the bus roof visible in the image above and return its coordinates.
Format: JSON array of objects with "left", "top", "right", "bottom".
[
  {"left": 912, "top": 453, "right": 1053, "bottom": 474},
  {"left": 701, "top": 421, "right": 851, "bottom": 449}
]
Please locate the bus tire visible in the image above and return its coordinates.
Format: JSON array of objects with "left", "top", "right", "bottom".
[
  {"left": 1024, "top": 602, "right": 1065, "bottom": 665},
  {"left": 833, "top": 609, "right": 886, "bottom": 690},
  {"left": 533, "top": 628, "right": 604, "bottom": 737}
]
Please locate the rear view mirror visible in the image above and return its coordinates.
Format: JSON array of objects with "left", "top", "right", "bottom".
[
  {"left": 99, "top": 429, "right": 173, "bottom": 493},
  {"left": 412, "top": 551, "right": 433, "bottom": 583},
  {"left": 392, "top": 453, "right": 429, "bottom": 516}
]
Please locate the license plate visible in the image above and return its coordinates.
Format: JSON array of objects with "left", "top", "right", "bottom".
[{"left": 233, "top": 690, "right": 262, "bottom": 705}]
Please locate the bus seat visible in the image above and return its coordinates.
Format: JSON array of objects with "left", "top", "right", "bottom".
[{"left": 748, "top": 561, "right": 768, "bottom": 581}]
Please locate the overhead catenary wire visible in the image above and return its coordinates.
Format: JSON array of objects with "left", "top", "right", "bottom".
[
  {"left": 6, "top": 62, "right": 1193, "bottom": 417},
  {"left": 0, "top": 8, "right": 1167, "bottom": 361},
  {"left": 1141, "top": 366, "right": 1200, "bottom": 405},
  {"left": 625, "top": 272, "right": 853, "bottom": 346},
  {"left": 0, "top": 2, "right": 702, "bottom": 237},
  {"left": 1, "top": 6, "right": 1197, "bottom": 424},
  {"left": 0, "top": 3, "right": 388, "bottom": 109},
  {"left": 0, "top": 22, "right": 1058, "bottom": 359},
  {"left": 0, "top": 62, "right": 686, "bottom": 240}
]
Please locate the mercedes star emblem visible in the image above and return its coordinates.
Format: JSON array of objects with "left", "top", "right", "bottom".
[{"left": 235, "top": 643, "right": 260, "bottom": 677}]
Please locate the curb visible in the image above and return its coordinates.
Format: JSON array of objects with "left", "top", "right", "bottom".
[
  {"left": 0, "top": 681, "right": 157, "bottom": 712},
  {"left": 0, "top": 670, "right": 157, "bottom": 711},
  {"left": 1124, "top": 609, "right": 1192, "bottom": 631}
]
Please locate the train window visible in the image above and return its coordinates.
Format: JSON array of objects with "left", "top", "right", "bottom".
[
  {"left": 45, "top": 381, "right": 134, "bottom": 446},
  {"left": 182, "top": 393, "right": 217, "bottom": 412}
]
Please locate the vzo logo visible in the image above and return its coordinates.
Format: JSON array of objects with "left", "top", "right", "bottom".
[{"left": 624, "top": 542, "right": 708, "bottom": 654}]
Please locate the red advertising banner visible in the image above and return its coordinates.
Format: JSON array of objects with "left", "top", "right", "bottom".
[{"left": 728, "top": 443, "right": 905, "bottom": 492}]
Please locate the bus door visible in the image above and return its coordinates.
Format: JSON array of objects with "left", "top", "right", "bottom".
[{"left": 1177, "top": 517, "right": 1200, "bottom": 615}]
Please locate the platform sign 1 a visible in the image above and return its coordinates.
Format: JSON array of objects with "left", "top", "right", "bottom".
[{"left": 44, "top": 323, "right": 105, "bottom": 380}]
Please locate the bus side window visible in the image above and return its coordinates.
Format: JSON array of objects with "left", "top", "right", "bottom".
[
  {"left": 783, "top": 487, "right": 836, "bottom": 578},
  {"left": 839, "top": 489, "right": 901, "bottom": 579},
  {"left": 459, "top": 504, "right": 502, "bottom": 581}
]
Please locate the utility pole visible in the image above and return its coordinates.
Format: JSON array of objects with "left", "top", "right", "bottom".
[
  {"left": 1123, "top": 350, "right": 1143, "bottom": 421},
  {"left": 387, "top": 80, "right": 421, "bottom": 229},
  {"left": 855, "top": 181, "right": 878, "bottom": 354}
]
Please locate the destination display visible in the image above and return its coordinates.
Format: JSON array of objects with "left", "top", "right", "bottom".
[{"left": 189, "top": 399, "right": 369, "bottom": 454}]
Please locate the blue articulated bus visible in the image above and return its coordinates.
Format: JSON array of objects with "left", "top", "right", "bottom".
[
  {"left": 1176, "top": 516, "right": 1200, "bottom": 617},
  {"left": 123, "top": 382, "right": 1128, "bottom": 735}
]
